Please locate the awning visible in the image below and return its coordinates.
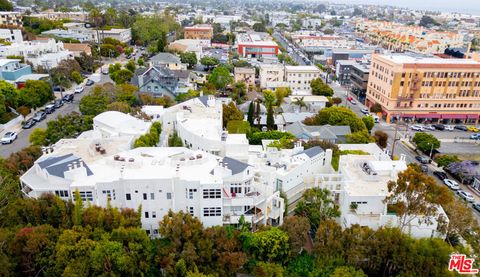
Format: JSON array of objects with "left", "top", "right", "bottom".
[
  {"left": 415, "top": 114, "right": 441, "bottom": 119},
  {"left": 467, "top": 114, "right": 478, "bottom": 119},
  {"left": 442, "top": 114, "right": 467, "bottom": 119},
  {"left": 399, "top": 114, "right": 415, "bottom": 118}
]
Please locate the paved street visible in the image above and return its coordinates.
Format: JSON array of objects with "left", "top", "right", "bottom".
[
  {"left": 0, "top": 71, "right": 112, "bottom": 158},
  {"left": 330, "top": 81, "right": 480, "bottom": 222},
  {"left": 273, "top": 32, "right": 308, "bottom": 65}
]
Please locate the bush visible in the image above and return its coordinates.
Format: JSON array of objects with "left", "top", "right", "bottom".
[
  {"left": 435, "top": 155, "right": 460, "bottom": 168},
  {"left": 227, "top": 120, "right": 250, "bottom": 134},
  {"left": 168, "top": 130, "right": 183, "bottom": 147},
  {"left": 133, "top": 122, "right": 162, "bottom": 148},
  {"left": 0, "top": 112, "right": 17, "bottom": 124},
  {"left": 248, "top": 131, "right": 295, "bottom": 145},
  {"left": 70, "top": 71, "right": 83, "bottom": 84}
]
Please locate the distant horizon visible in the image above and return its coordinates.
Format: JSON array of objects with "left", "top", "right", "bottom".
[{"left": 333, "top": 0, "right": 480, "bottom": 16}]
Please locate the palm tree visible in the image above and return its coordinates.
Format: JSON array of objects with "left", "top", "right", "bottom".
[{"left": 293, "top": 97, "right": 307, "bottom": 111}]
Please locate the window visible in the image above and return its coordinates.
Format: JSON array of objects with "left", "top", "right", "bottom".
[
  {"left": 166, "top": 192, "right": 172, "bottom": 199},
  {"left": 79, "top": 191, "right": 93, "bottom": 201},
  {"left": 55, "top": 190, "right": 69, "bottom": 197},
  {"left": 143, "top": 193, "right": 147, "bottom": 200},
  {"left": 203, "top": 207, "right": 221, "bottom": 217},
  {"left": 126, "top": 193, "right": 131, "bottom": 200},
  {"left": 150, "top": 193, "right": 155, "bottom": 200},
  {"left": 152, "top": 211, "right": 156, "bottom": 218},
  {"left": 189, "top": 207, "right": 194, "bottom": 216},
  {"left": 102, "top": 190, "right": 115, "bottom": 200},
  {"left": 188, "top": 188, "right": 197, "bottom": 199},
  {"left": 145, "top": 212, "right": 149, "bottom": 218},
  {"left": 203, "top": 189, "right": 221, "bottom": 198}
]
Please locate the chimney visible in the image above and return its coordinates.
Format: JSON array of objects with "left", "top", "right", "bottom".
[{"left": 67, "top": 164, "right": 73, "bottom": 171}]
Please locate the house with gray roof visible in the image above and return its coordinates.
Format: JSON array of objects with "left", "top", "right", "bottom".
[
  {"left": 150, "top": 52, "right": 187, "bottom": 70},
  {"left": 285, "top": 122, "right": 351, "bottom": 143}
]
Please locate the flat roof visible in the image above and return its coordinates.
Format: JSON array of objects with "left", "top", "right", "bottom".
[
  {"left": 285, "top": 65, "right": 321, "bottom": 72},
  {"left": 379, "top": 54, "right": 480, "bottom": 65}
]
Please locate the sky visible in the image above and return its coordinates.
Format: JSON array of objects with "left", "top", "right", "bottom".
[{"left": 336, "top": 0, "right": 480, "bottom": 15}]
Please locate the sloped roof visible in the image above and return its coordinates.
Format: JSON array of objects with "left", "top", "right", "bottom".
[
  {"left": 222, "top": 156, "right": 250, "bottom": 175},
  {"left": 294, "top": 146, "right": 324, "bottom": 158},
  {"left": 150, "top": 52, "right": 181, "bottom": 64},
  {"left": 38, "top": 153, "right": 93, "bottom": 178}
]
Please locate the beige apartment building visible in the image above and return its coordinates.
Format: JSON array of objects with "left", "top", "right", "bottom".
[
  {"left": 0, "top": 12, "right": 22, "bottom": 28},
  {"left": 184, "top": 25, "right": 213, "bottom": 40},
  {"left": 366, "top": 54, "right": 480, "bottom": 124},
  {"left": 234, "top": 67, "right": 255, "bottom": 86}
]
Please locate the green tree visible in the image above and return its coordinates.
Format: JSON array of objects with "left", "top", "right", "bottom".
[
  {"left": 253, "top": 262, "right": 284, "bottom": 277},
  {"left": 280, "top": 216, "right": 310, "bottom": 257},
  {"left": 346, "top": 130, "right": 375, "bottom": 144},
  {"left": 274, "top": 87, "right": 291, "bottom": 106},
  {"left": 412, "top": 132, "right": 440, "bottom": 154},
  {"left": 168, "top": 130, "right": 184, "bottom": 146},
  {"left": 434, "top": 154, "right": 460, "bottom": 168},
  {"left": 180, "top": 52, "right": 198, "bottom": 68},
  {"left": 362, "top": 116, "right": 374, "bottom": 133},
  {"left": 0, "top": 80, "right": 18, "bottom": 109},
  {"left": 266, "top": 104, "right": 274, "bottom": 130},
  {"left": 370, "top": 103, "right": 382, "bottom": 113},
  {"left": 207, "top": 65, "right": 233, "bottom": 91},
  {"left": 310, "top": 78, "right": 333, "bottom": 96},
  {"left": 43, "top": 112, "right": 93, "bottom": 145},
  {"left": 385, "top": 165, "right": 452, "bottom": 232},
  {"left": 304, "top": 106, "right": 366, "bottom": 133},
  {"left": 247, "top": 228, "right": 289, "bottom": 264},
  {"left": 29, "top": 128, "right": 47, "bottom": 146},
  {"left": 222, "top": 102, "right": 243, "bottom": 128},
  {"left": 125, "top": 59, "right": 136, "bottom": 73},
  {"left": 18, "top": 80, "right": 53, "bottom": 109},
  {"left": 263, "top": 89, "right": 276, "bottom": 108},
  {"left": 157, "top": 32, "right": 167, "bottom": 52},
  {"left": 247, "top": 101, "right": 255, "bottom": 126},
  {"left": 0, "top": 0, "right": 13, "bottom": 11},
  {"left": 248, "top": 131, "right": 295, "bottom": 145},
  {"left": 110, "top": 69, "right": 134, "bottom": 84},
  {"left": 374, "top": 130, "right": 388, "bottom": 148},
  {"left": 200, "top": 56, "right": 219, "bottom": 71},
  {"left": 252, "top": 22, "right": 267, "bottom": 32},
  {"left": 137, "top": 57, "right": 145, "bottom": 66},
  {"left": 295, "top": 188, "right": 340, "bottom": 228},
  {"left": 232, "top": 81, "right": 247, "bottom": 103},
  {"left": 73, "top": 189, "right": 83, "bottom": 226},
  {"left": 79, "top": 89, "right": 108, "bottom": 116}
]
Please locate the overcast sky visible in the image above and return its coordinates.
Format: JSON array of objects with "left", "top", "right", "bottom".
[{"left": 335, "top": 0, "right": 480, "bottom": 15}]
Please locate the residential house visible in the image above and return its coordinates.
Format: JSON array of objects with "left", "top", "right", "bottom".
[
  {"left": 0, "top": 58, "right": 32, "bottom": 81},
  {"left": 234, "top": 67, "right": 255, "bottom": 86},
  {"left": 285, "top": 122, "right": 351, "bottom": 143},
  {"left": 150, "top": 52, "right": 187, "bottom": 70}
]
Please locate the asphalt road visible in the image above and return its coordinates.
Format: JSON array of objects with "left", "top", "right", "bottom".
[
  {"left": 273, "top": 32, "right": 308, "bottom": 66},
  {"left": 330, "top": 80, "right": 480, "bottom": 222},
  {"left": 0, "top": 72, "right": 112, "bottom": 158}
]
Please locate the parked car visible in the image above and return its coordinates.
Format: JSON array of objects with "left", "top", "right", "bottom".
[
  {"left": 423, "top": 125, "right": 435, "bottom": 131},
  {"left": 410, "top": 125, "right": 424, "bottom": 131},
  {"left": 415, "top": 155, "right": 429, "bottom": 164},
  {"left": 63, "top": 94, "right": 74, "bottom": 103},
  {"left": 22, "top": 119, "right": 36, "bottom": 129},
  {"left": 457, "top": 190, "right": 475, "bottom": 202},
  {"left": 432, "top": 124, "right": 445, "bottom": 131},
  {"left": 1, "top": 131, "right": 17, "bottom": 144},
  {"left": 467, "top": 126, "right": 479, "bottom": 132},
  {"left": 85, "top": 79, "right": 95, "bottom": 86},
  {"left": 53, "top": 86, "right": 65, "bottom": 92},
  {"left": 444, "top": 125, "right": 454, "bottom": 131},
  {"left": 361, "top": 108, "right": 369, "bottom": 115},
  {"left": 473, "top": 203, "right": 480, "bottom": 213},
  {"left": 44, "top": 104, "right": 55, "bottom": 114},
  {"left": 433, "top": 171, "right": 448, "bottom": 180},
  {"left": 32, "top": 111, "right": 46, "bottom": 122},
  {"left": 443, "top": 179, "right": 460, "bottom": 190},
  {"left": 54, "top": 99, "right": 64, "bottom": 109},
  {"left": 421, "top": 164, "right": 428, "bottom": 173},
  {"left": 454, "top": 125, "right": 468, "bottom": 131},
  {"left": 74, "top": 86, "right": 84, "bottom": 93},
  {"left": 470, "top": 134, "right": 480, "bottom": 140}
]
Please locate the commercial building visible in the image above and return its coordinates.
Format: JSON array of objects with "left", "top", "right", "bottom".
[
  {"left": 335, "top": 60, "right": 356, "bottom": 85},
  {"left": 236, "top": 32, "right": 279, "bottom": 58},
  {"left": 366, "top": 54, "right": 480, "bottom": 123},
  {"left": 234, "top": 67, "right": 255, "bottom": 86},
  {"left": 184, "top": 24, "right": 213, "bottom": 40},
  {"left": 0, "top": 59, "right": 32, "bottom": 81},
  {"left": 315, "top": 143, "right": 448, "bottom": 239},
  {"left": 0, "top": 28, "right": 22, "bottom": 43},
  {"left": 285, "top": 65, "right": 321, "bottom": 95},
  {"left": 291, "top": 34, "right": 355, "bottom": 49},
  {"left": 350, "top": 62, "right": 370, "bottom": 99},
  {"left": 0, "top": 12, "right": 22, "bottom": 27}
]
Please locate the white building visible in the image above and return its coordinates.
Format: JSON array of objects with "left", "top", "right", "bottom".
[
  {"left": 0, "top": 28, "right": 22, "bottom": 43},
  {"left": 41, "top": 29, "right": 91, "bottom": 42},
  {"left": 161, "top": 96, "right": 249, "bottom": 161},
  {"left": 62, "top": 23, "right": 132, "bottom": 43},
  {"left": 0, "top": 39, "right": 74, "bottom": 67},
  {"left": 315, "top": 143, "right": 448, "bottom": 238},
  {"left": 92, "top": 111, "right": 152, "bottom": 139},
  {"left": 20, "top": 141, "right": 285, "bottom": 234},
  {"left": 259, "top": 63, "right": 287, "bottom": 90},
  {"left": 285, "top": 66, "right": 321, "bottom": 95}
]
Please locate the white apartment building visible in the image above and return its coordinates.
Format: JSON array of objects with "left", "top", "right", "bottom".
[
  {"left": 62, "top": 23, "right": 132, "bottom": 43},
  {"left": 0, "top": 28, "right": 22, "bottom": 43},
  {"left": 161, "top": 96, "right": 249, "bottom": 161},
  {"left": 20, "top": 140, "right": 285, "bottom": 234},
  {"left": 259, "top": 63, "right": 287, "bottom": 90},
  {"left": 291, "top": 34, "right": 355, "bottom": 49},
  {"left": 41, "top": 29, "right": 91, "bottom": 42},
  {"left": 92, "top": 111, "right": 152, "bottom": 139},
  {"left": 0, "top": 39, "right": 73, "bottom": 67},
  {"left": 285, "top": 65, "right": 321, "bottom": 95},
  {"left": 0, "top": 12, "right": 22, "bottom": 27},
  {"left": 315, "top": 143, "right": 448, "bottom": 239}
]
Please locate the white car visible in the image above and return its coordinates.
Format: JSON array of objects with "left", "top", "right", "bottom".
[
  {"left": 361, "top": 108, "right": 369, "bottom": 115},
  {"left": 1, "top": 131, "right": 17, "bottom": 144},
  {"left": 457, "top": 190, "right": 475, "bottom": 203},
  {"left": 444, "top": 125, "right": 454, "bottom": 131},
  {"left": 423, "top": 125, "right": 435, "bottom": 131},
  {"left": 74, "top": 86, "right": 84, "bottom": 93},
  {"left": 410, "top": 125, "right": 424, "bottom": 131},
  {"left": 443, "top": 179, "right": 460, "bottom": 190}
]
